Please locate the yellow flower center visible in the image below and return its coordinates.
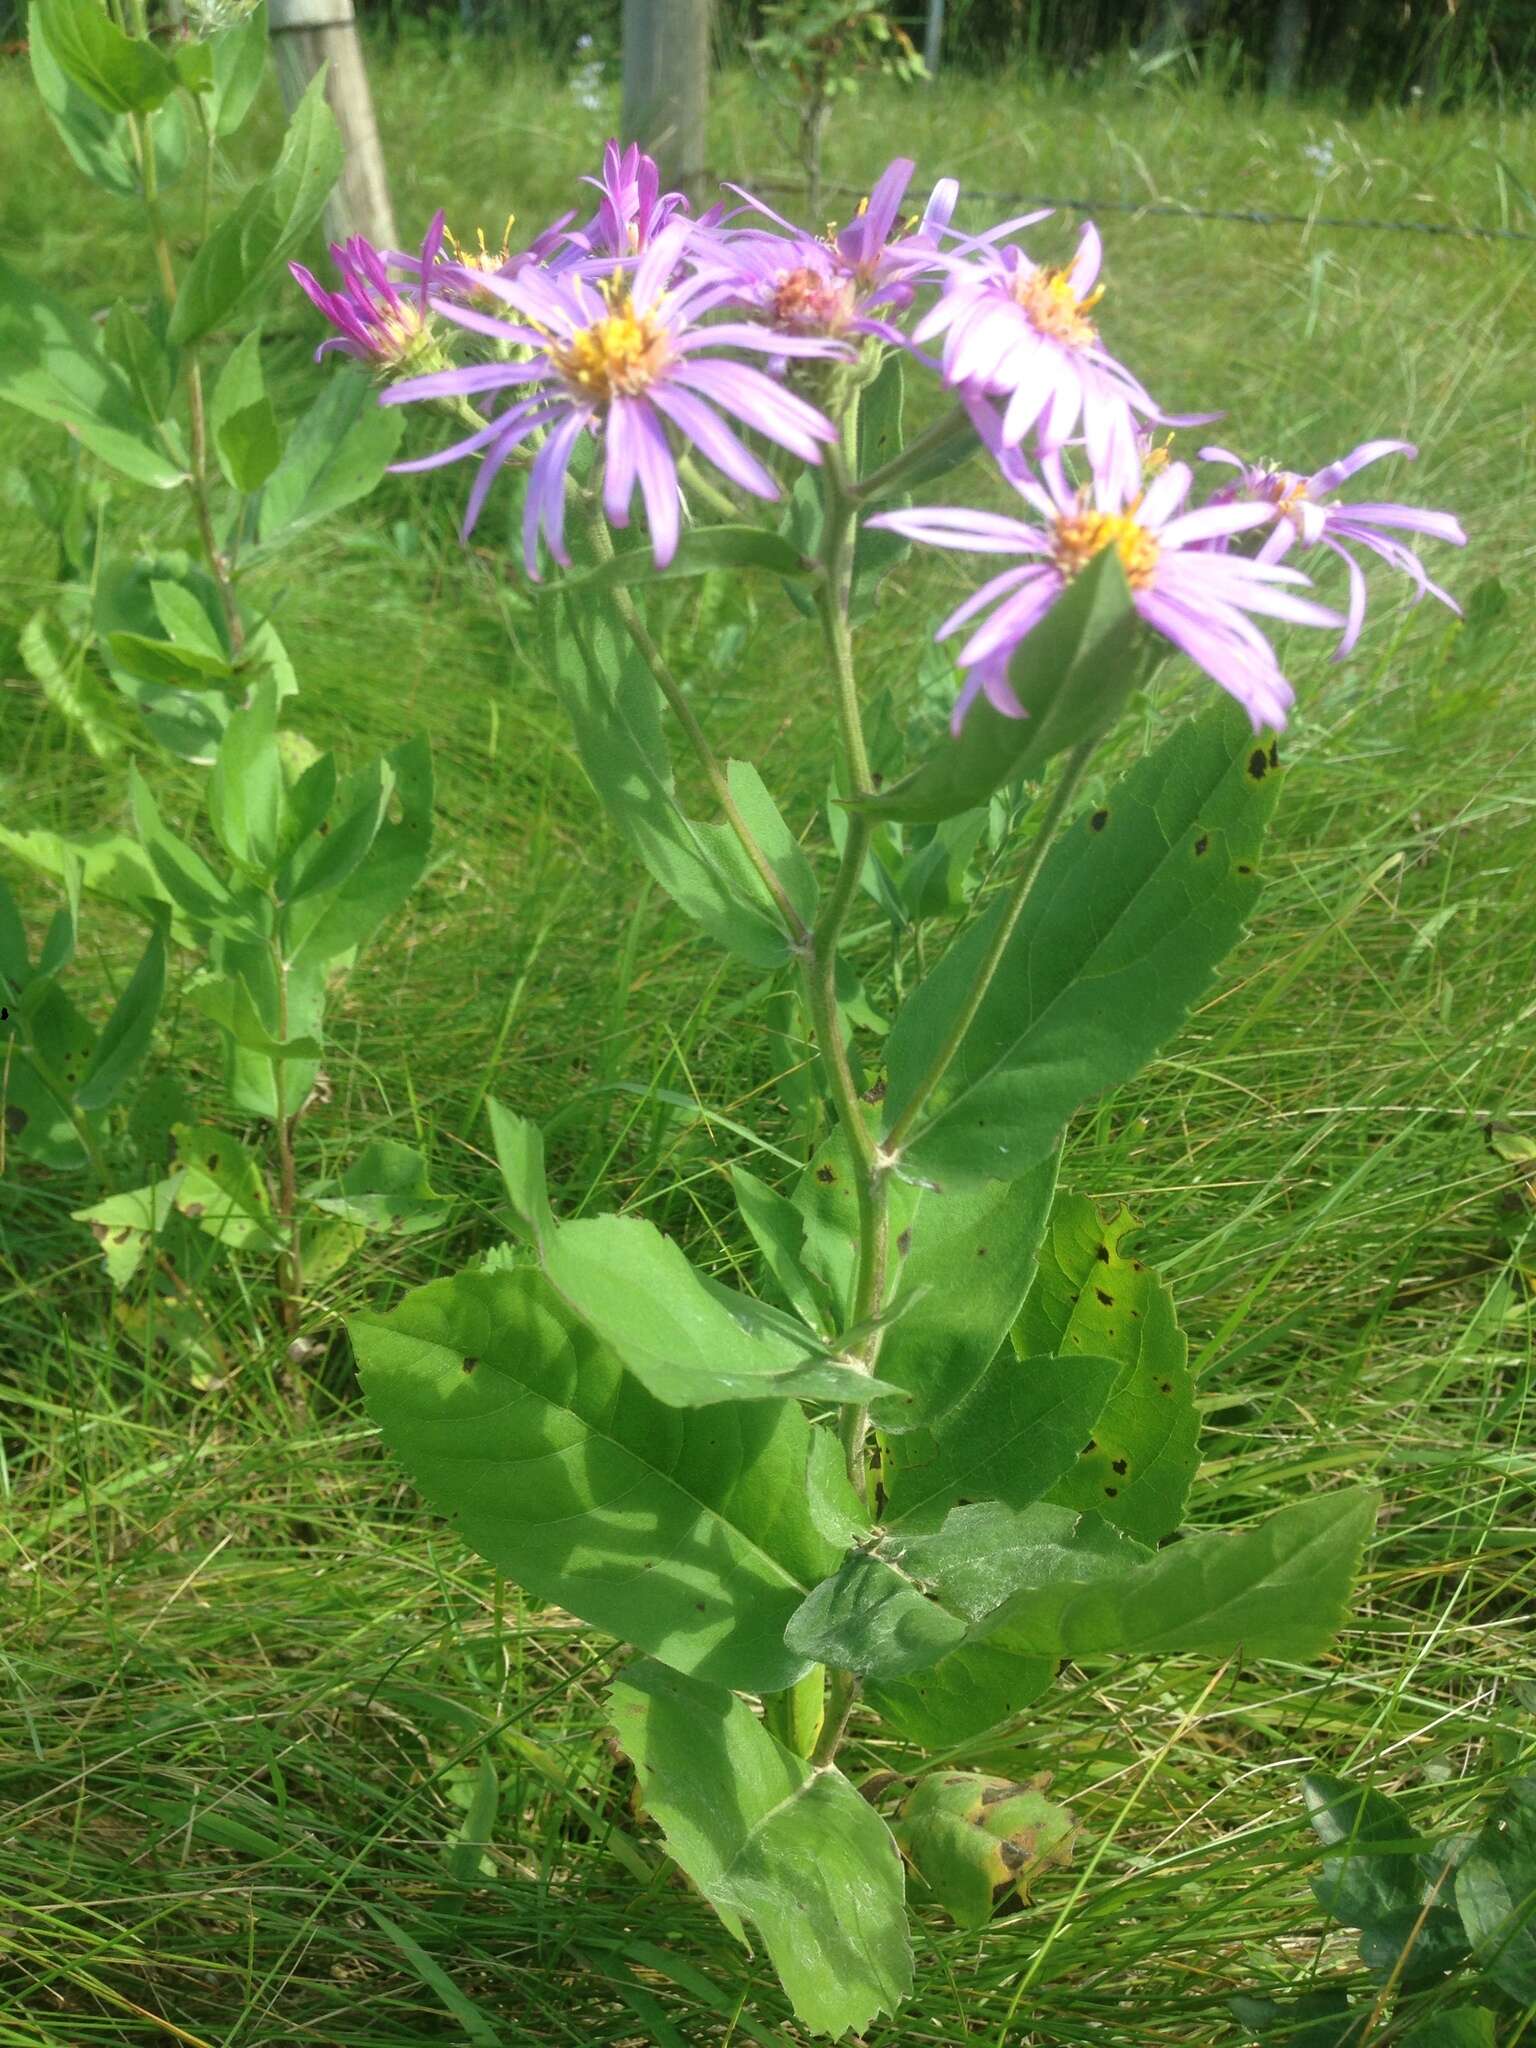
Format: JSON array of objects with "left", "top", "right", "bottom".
[
  {"left": 550, "top": 291, "right": 671, "bottom": 402},
  {"left": 1052, "top": 508, "right": 1160, "bottom": 589},
  {"left": 1261, "top": 471, "right": 1309, "bottom": 521},
  {"left": 1013, "top": 265, "right": 1103, "bottom": 347}
]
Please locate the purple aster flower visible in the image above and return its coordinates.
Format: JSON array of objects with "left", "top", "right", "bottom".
[
  {"left": 382, "top": 220, "right": 847, "bottom": 574},
  {"left": 291, "top": 213, "right": 446, "bottom": 370},
  {"left": 705, "top": 157, "right": 959, "bottom": 341},
  {"left": 564, "top": 139, "right": 691, "bottom": 261},
  {"left": 914, "top": 221, "right": 1178, "bottom": 498},
  {"left": 1200, "top": 439, "right": 1467, "bottom": 655},
  {"left": 869, "top": 456, "right": 1345, "bottom": 734},
  {"left": 389, "top": 211, "right": 576, "bottom": 311}
]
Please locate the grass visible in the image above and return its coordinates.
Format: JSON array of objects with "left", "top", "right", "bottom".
[{"left": 3, "top": 36, "right": 1536, "bottom": 2047}]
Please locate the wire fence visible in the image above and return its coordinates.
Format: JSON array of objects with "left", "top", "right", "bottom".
[{"left": 761, "top": 174, "right": 1536, "bottom": 246}]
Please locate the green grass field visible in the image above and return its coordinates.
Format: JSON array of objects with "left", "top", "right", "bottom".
[{"left": 2, "top": 38, "right": 1534, "bottom": 2047}]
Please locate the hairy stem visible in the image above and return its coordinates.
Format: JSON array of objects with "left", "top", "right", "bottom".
[
  {"left": 808, "top": 433, "right": 889, "bottom": 1495},
  {"left": 881, "top": 738, "right": 1099, "bottom": 1161},
  {"left": 581, "top": 505, "right": 812, "bottom": 948}
]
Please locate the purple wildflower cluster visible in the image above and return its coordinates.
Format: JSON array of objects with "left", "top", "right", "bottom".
[{"left": 291, "top": 142, "right": 1465, "bottom": 734}]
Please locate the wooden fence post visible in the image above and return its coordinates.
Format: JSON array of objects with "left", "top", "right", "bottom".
[
  {"left": 620, "top": 0, "right": 712, "bottom": 199},
  {"left": 269, "top": 0, "right": 398, "bottom": 252},
  {"left": 923, "top": 0, "right": 945, "bottom": 77}
]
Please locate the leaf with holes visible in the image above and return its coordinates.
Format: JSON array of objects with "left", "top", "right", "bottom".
[
  {"left": 354, "top": 1267, "right": 841, "bottom": 1692},
  {"left": 881, "top": 703, "right": 1282, "bottom": 1188},
  {"left": 1014, "top": 1192, "right": 1198, "bottom": 1542},
  {"left": 895, "top": 1772, "right": 1077, "bottom": 1928},
  {"left": 610, "top": 1659, "right": 913, "bottom": 2037}
]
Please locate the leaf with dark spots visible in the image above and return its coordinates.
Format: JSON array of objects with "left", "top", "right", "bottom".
[{"left": 1090, "top": 808, "right": 1109, "bottom": 831}]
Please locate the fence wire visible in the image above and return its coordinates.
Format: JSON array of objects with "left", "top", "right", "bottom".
[{"left": 765, "top": 174, "right": 1536, "bottom": 245}]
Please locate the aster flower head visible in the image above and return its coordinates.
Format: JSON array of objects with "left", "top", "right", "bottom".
[
  {"left": 708, "top": 158, "right": 959, "bottom": 342},
  {"left": 870, "top": 454, "right": 1346, "bottom": 735},
  {"left": 916, "top": 220, "right": 1178, "bottom": 499},
  {"left": 291, "top": 214, "right": 446, "bottom": 373},
  {"left": 1200, "top": 439, "right": 1467, "bottom": 655},
  {"left": 383, "top": 220, "right": 847, "bottom": 575},
  {"left": 566, "top": 139, "right": 692, "bottom": 263}
]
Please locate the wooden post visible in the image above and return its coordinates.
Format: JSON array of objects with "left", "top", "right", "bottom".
[
  {"left": 923, "top": 0, "right": 945, "bottom": 78},
  {"left": 269, "top": 0, "right": 398, "bottom": 253},
  {"left": 620, "top": 0, "right": 712, "bottom": 200},
  {"left": 1266, "top": 0, "right": 1309, "bottom": 96}
]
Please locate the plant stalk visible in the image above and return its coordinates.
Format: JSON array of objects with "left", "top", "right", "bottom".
[
  {"left": 269, "top": 927, "right": 302, "bottom": 1334},
  {"left": 881, "top": 737, "right": 1099, "bottom": 1161},
  {"left": 848, "top": 400, "right": 973, "bottom": 506}
]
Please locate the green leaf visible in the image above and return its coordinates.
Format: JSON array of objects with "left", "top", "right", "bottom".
[
  {"left": 208, "top": 676, "right": 284, "bottom": 875},
  {"left": 933, "top": 1489, "right": 1377, "bottom": 1662},
  {"left": 1304, "top": 1774, "right": 1470, "bottom": 1984},
  {"left": 730, "top": 1163, "right": 827, "bottom": 1331},
  {"left": 881, "top": 1348, "right": 1119, "bottom": 1532},
  {"left": 785, "top": 1552, "right": 967, "bottom": 1678},
  {"left": 1400, "top": 2011, "right": 1494, "bottom": 2048},
  {"left": 544, "top": 603, "right": 788, "bottom": 967},
  {"left": 0, "top": 256, "right": 186, "bottom": 489},
  {"left": 307, "top": 1139, "right": 453, "bottom": 1236},
  {"left": 208, "top": 0, "right": 269, "bottom": 136},
  {"left": 28, "top": 2, "right": 138, "bottom": 195},
  {"left": 210, "top": 331, "right": 280, "bottom": 493},
  {"left": 279, "top": 758, "right": 387, "bottom": 906},
  {"left": 539, "top": 1211, "right": 895, "bottom": 1407},
  {"left": 486, "top": 1099, "right": 557, "bottom": 1248},
  {"left": 881, "top": 703, "right": 1282, "bottom": 1187},
  {"left": 871, "top": 1149, "right": 1060, "bottom": 1430},
  {"left": 1455, "top": 1779, "right": 1536, "bottom": 2002},
  {"left": 72, "top": 1178, "right": 179, "bottom": 1288},
  {"left": 32, "top": 0, "right": 178, "bottom": 114},
  {"left": 170, "top": 1122, "right": 282, "bottom": 1252},
  {"left": 1229, "top": 1990, "right": 1365, "bottom": 2047},
  {"left": 74, "top": 925, "right": 165, "bottom": 1111},
  {"left": 128, "top": 768, "right": 245, "bottom": 932},
  {"left": 354, "top": 1267, "right": 839, "bottom": 1692},
  {"left": 184, "top": 971, "right": 322, "bottom": 1060},
  {"left": 284, "top": 737, "right": 433, "bottom": 972},
  {"left": 256, "top": 369, "right": 404, "bottom": 538},
  {"left": 103, "top": 300, "right": 175, "bottom": 421},
  {"left": 895, "top": 1772, "right": 1077, "bottom": 1928},
  {"left": 1015, "top": 1192, "right": 1199, "bottom": 1544},
  {"left": 19, "top": 605, "right": 124, "bottom": 761},
  {"left": 720, "top": 759, "right": 818, "bottom": 928},
  {"left": 610, "top": 1659, "right": 912, "bottom": 2037},
  {"left": 169, "top": 71, "right": 342, "bottom": 346},
  {"left": 866, "top": 1636, "right": 1055, "bottom": 1750},
  {"left": 852, "top": 550, "right": 1138, "bottom": 825},
  {"left": 548, "top": 524, "right": 815, "bottom": 596}
]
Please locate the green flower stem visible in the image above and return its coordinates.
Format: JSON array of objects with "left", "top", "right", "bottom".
[
  {"left": 847, "top": 400, "right": 973, "bottom": 507},
  {"left": 809, "top": 430, "right": 889, "bottom": 1495},
  {"left": 128, "top": 91, "right": 245, "bottom": 659},
  {"left": 269, "top": 920, "right": 302, "bottom": 1335},
  {"left": 880, "top": 737, "right": 1100, "bottom": 1163},
  {"left": 580, "top": 505, "right": 812, "bottom": 948}
]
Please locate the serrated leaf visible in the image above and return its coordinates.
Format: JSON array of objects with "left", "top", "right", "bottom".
[
  {"left": 354, "top": 1267, "right": 840, "bottom": 1692},
  {"left": 1015, "top": 1192, "right": 1198, "bottom": 1543},
  {"left": 881, "top": 703, "right": 1281, "bottom": 1187},
  {"left": 256, "top": 368, "right": 404, "bottom": 538},
  {"left": 170, "top": 72, "right": 342, "bottom": 345},
  {"left": 784, "top": 1552, "right": 967, "bottom": 1678},
  {"left": 938, "top": 1490, "right": 1377, "bottom": 1664},
  {"left": 854, "top": 548, "right": 1138, "bottom": 825},
  {"left": 307, "top": 1138, "right": 452, "bottom": 1236},
  {"left": 610, "top": 1659, "right": 912, "bottom": 2037}
]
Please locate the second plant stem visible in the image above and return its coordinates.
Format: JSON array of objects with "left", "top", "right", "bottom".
[{"left": 270, "top": 923, "right": 302, "bottom": 1334}]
